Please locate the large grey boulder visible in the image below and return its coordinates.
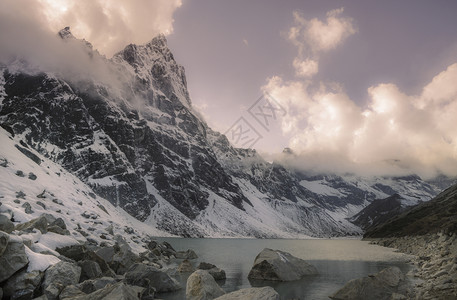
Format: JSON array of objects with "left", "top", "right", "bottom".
[
  {"left": 96, "top": 236, "right": 140, "bottom": 275},
  {"left": 248, "top": 248, "right": 317, "bottom": 281},
  {"left": 214, "top": 287, "right": 280, "bottom": 300},
  {"left": 0, "top": 214, "right": 14, "bottom": 233},
  {"left": 198, "top": 262, "right": 226, "bottom": 280},
  {"left": 330, "top": 266, "right": 405, "bottom": 300},
  {"left": 2, "top": 269, "right": 43, "bottom": 299},
  {"left": 15, "top": 215, "right": 48, "bottom": 233},
  {"left": 64, "top": 282, "right": 144, "bottom": 300},
  {"left": 186, "top": 269, "right": 225, "bottom": 300},
  {"left": 43, "top": 261, "right": 81, "bottom": 300},
  {"left": 79, "top": 260, "right": 103, "bottom": 281},
  {"left": 0, "top": 234, "right": 29, "bottom": 282},
  {"left": 124, "top": 263, "right": 180, "bottom": 297}
]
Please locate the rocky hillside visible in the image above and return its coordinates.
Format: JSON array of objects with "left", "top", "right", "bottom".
[
  {"left": 0, "top": 28, "right": 451, "bottom": 238},
  {"left": 364, "top": 183, "right": 457, "bottom": 238},
  {"left": 350, "top": 193, "right": 406, "bottom": 230}
]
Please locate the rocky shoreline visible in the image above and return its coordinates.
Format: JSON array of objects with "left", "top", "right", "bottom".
[{"left": 366, "top": 232, "right": 457, "bottom": 299}]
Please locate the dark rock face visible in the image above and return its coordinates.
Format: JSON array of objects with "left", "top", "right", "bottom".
[
  {"left": 350, "top": 194, "right": 405, "bottom": 230},
  {"left": 0, "top": 34, "right": 248, "bottom": 223},
  {"left": 364, "top": 183, "right": 457, "bottom": 238}
]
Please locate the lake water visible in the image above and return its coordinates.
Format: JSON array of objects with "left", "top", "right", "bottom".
[{"left": 156, "top": 238, "right": 413, "bottom": 300}]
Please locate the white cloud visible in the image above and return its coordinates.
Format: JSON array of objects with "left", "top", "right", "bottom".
[
  {"left": 289, "top": 8, "right": 356, "bottom": 55},
  {"left": 293, "top": 58, "right": 318, "bottom": 77},
  {"left": 1, "top": 0, "right": 182, "bottom": 57},
  {"left": 264, "top": 63, "right": 457, "bottom": 178}
]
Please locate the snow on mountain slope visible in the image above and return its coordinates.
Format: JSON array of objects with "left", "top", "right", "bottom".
[
  {"left": 0, "top": 128, "right": 172, "bottom": 252},
  {"left": 0, "top": 28, "right": 452, "bottom": 239}
]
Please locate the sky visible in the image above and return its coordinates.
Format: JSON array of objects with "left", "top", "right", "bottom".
[{"left": 1, "top": 0, "right": 457, "bottom": 178}]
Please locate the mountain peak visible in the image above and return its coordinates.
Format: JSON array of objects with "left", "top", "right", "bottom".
[{"left": 58, "top": 26, "right": 75, "bottom": 40}]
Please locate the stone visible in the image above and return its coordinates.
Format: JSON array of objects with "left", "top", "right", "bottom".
[
  {"left": 179, "top": 259, "right": 195, "bottom": 273},
  {"left": 0, "top": 214, "right": 14, "bottom": 233},
  {"left": 66, "top": 282, "right": 144, "bottom": 300},
  {"left": 214, "top": 287, "right": 280, "bottom": 300},
  {"left": 60, "top": 285, "right": 86, "bottom": 299},
  {"left": 330, "top": 267, "right": 405, "bottom": 300},
  {"left": 56, "top": 244, "right": 88, "bottom": 261},
  {"left": 0, "top": 234, "right": 29, "bottom": 282},
  {"left": 43, "top": 261, "right": 81, "bottom": 300},
  {"left": 186, "top": 270, "right": 225, "bottom": 300},
  {"left": 197, "top": 262, "right": 226, "bottom": 280},
  {"left": 125, "top": 263, "right": 180, "bottom": 296},
  {"left": 36, "top": 201, "right": 46, "bottom": 209},
  {"left": 15, "top": 215, "right": 48, "bottom": 233},
  {"left": 22, "top": 201, "right": 33, "bottom": 214},
  {"left": 176, "top": 249, "right": 198, "bottom": 259},
  {"left": 248, "top": 248, "right": 317, "bottom": 281},
  {"left": 48, "top": 225, "right": 70, "bottom": 235},
  {"left": 2, "top": 269, "right": 43, "bottom": 300},
  {"left": 79, "top": 260, "right": 103, "bottom": 281},
  {"left": 107, "top": 236, "right": 141, "bottom": 275},
  {"left": 0, "top": 231, "right": 9, "bottom": 256},
  {"left": 78, "top": 277, "right": 118, "bottom": 294}
]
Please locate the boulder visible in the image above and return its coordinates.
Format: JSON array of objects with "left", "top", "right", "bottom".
[
  {"left": 65, "top": 282, "right": 144, "bottom": 300},
  {"left": 178, "top": 259, "right": 195, "bottom": 273},
  {"left": 60, "top": 285, "right": 86, "bottom": 299},
  {"left": 0, "top": 234, "right": 29, "bottom": 282},
  {"left": 0, "top": 230, "right": 9, "bottom": 256},
  {"left": 43, "top": 261, "right": 81, "bottom": 300},
  {"left": 248, "top": 248, "right": 317, "bottom": 281},
  {"left": 79, "top": 260, "right": 103, "bottom": 281},
  {"left": 186, "top": 269, "right": 225, "bottom": 300},
  {"left": 2, "top": 269, "right": 43, "bottom": 299},
  {"left": 176, "top": 249, "right": 198, "bottom": 259},
  {"left": 214, "top": 287, "right": 280, "bottom": 300},
  {"left": 330, "top": 266, "right": 405, "bottom": 300},
  {"left": 124, "top": 263, "right": 180, "bottom": 296},
  {"left": 56, "top": 244, "right": 88, "bottom": 261},
  {"left": 15, "top": 215, "right": 48, "bottom": 233},
  {"left": 0, "top": 214, "right": 14, "bottom": 233},
  {"left": 78, "top": 277, "right": 118, "bottom": 294},
  {"left": 198, "top": 262, "right": 226, "bottom": 280}
]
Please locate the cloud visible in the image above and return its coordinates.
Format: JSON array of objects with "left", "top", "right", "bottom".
[
  {"left": 264, "top": 63, "right": 457, "bottom": 178},
  {"left": 293, "top": 58, "right": 318, "bottom": 77},
  {"left": 1, "top": 0, "right": 182, "bottom": 58},
  {"left": 289, "top": 8, "right": 356, "bottom": 56}
]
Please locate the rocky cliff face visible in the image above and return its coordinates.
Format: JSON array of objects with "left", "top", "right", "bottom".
[{"left": 0, "top": 28, "right": 451, "bottom": 237}]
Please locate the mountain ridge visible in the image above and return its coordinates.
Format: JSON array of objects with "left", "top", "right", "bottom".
[{"left": 0, "top": 28, "right": 453, "bottom": 238}]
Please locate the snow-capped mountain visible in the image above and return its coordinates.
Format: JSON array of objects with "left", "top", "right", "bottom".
[{"left": 0, "top": 28, "right": 451, "bottom": 238}]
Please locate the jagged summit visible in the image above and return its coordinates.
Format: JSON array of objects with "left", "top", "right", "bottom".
[{"left": 58, "top": 26, "right": 75, "bottom": 40}]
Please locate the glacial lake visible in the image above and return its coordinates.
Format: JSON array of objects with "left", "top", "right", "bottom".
[{"left": 156, "top": 238, "right": 413, "bottom": 300}]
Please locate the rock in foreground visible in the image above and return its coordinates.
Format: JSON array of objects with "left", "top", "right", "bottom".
[
  {"left": 215, "top": 286, "right": 279, "bottom": 300},
  {"left": 186, "top": 269, "right": 225, "bottom": 300},
  {"left": 330, "top": 267, "right": 407, "bottom": 300},
  {"left": 248, "top": 248, "right": 317, "bottom": 281}
]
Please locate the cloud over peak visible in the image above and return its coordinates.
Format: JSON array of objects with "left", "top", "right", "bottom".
[{"left": 1, "top": 0, "right": 182, "bottom": 58}]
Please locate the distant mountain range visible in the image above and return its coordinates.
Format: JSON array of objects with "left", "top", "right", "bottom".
[{"left": 0, "top": 28, "right": 454, "bottom": 238}]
